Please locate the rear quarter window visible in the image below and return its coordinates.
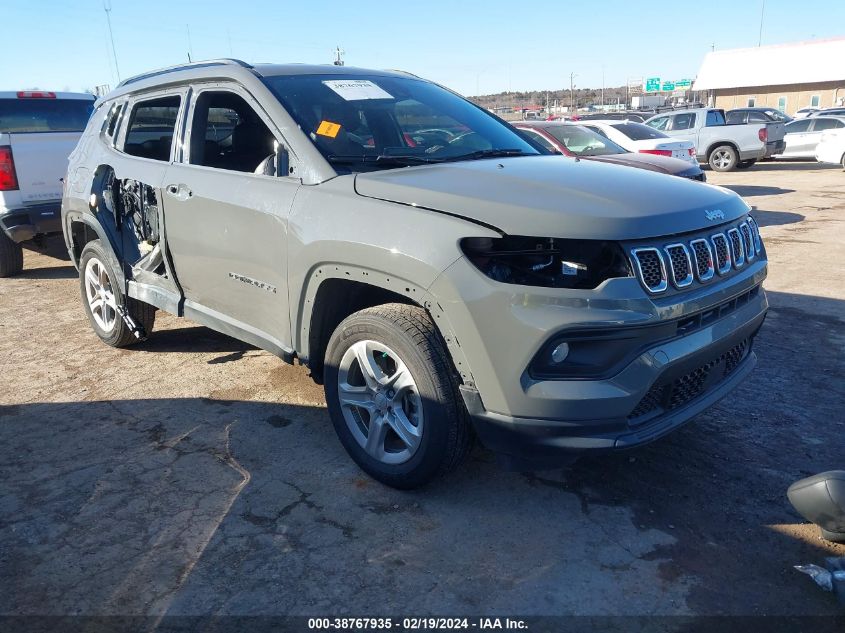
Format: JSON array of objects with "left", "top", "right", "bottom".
[{"left": 0, "top": 98, "right": 94, "bottom": 133}]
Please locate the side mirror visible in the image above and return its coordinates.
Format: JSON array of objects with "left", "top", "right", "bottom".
[
  {"left": 788, "top": 470, "right": 845, "bottom": 543},
  {"left": 275, "top": 143, "right": 290, "bottom": 177}
]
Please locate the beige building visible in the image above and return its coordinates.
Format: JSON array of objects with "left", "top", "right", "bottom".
[{"left": 693, "top": 37, "right": 845, "bottom": 116}]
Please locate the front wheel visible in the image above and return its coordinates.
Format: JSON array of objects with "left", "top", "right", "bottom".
[
  {"left": 323, "top": 303, "right": 472, "bottom": 489},
  {"left": 0, "top": 231, "right": 24, "bottom": 277},
  {"left": 79, "top": 240, "right": 155, "bottom": 347},
  {"left": 709, "top": 145, "right": 738, "bottom": 172}
]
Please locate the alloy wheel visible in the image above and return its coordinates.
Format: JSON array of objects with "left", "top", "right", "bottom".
[
  {"left": 336, "top": 339, "right": 424, "bottom": 465},
  {"left": 84, "top": 257, "right": 118, "bottom": 333}
]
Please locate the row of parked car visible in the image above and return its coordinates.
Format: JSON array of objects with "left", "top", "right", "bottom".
[{"left": 542, "top": 104, "right": 845, "bottom": 171}]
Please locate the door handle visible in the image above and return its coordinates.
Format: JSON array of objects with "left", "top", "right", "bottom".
[{"left": 165, "top": 184, "right": 193, "bottom": 201}]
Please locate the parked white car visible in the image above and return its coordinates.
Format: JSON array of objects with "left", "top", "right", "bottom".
[
  {"left": 777, "top": 116, "right": 845, "bottom": 159},
  {"left": 814, "top": 129, "right": 845, "bottom": 169},
  {"left": 0, "top": 91, "right": 94, "bottom": 275},
  {"left": 578, "top": 120, "right": 698, "bottom": 166}
]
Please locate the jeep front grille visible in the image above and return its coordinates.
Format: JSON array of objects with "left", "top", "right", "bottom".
[
  {"left": 628, "top": 338, "right": 751, "bottom": 423},
  {"left": 629, "top": 217, "right": 763, "bottom": 294}
]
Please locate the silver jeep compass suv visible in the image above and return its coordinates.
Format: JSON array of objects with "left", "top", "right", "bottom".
[{"left": 61, "top": 60, "right": 768, "bottom": 488}]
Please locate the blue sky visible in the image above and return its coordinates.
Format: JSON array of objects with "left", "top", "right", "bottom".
[{"left": 4, "top": 0, "right": 845, "bottom": 95}]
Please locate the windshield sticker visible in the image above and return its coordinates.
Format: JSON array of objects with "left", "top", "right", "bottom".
[
  {"left": 316, "top": 120, "right": 342, "bottom": 138},
  {"left": 322, "top": 79, "right": 393, "bottom": 101}
]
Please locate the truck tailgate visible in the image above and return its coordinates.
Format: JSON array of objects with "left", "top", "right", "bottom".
[
  {"left": 765, "top": 121, "right": 785, "bottom": 143},
  {"left": 10, "top": 132, "right": 80, "bottom": 204}
]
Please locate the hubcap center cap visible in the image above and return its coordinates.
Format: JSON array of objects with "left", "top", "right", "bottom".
[{"left": 374, "top": 392, "right": 390, "bottom": 412}]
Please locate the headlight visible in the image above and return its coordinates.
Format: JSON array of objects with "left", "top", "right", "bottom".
[{"left": 461, "top": 235, "right": 632, "bottom": 289}]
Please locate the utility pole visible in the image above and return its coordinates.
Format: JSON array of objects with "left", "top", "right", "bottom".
[
  {"left": 601, "top": 65, "right": 605, "bottom": 107},
  {"left": 333, "top": 46, "right": 345, "bottom": 66},
  {"left": 569, "top": 72, "right": 577, "bottom": 113},
  {"left": 758, "top": 0, "right": 765, "bottom": 46},
  {"left": 103, "top": 0, "right": 120, "bottom": 81}
]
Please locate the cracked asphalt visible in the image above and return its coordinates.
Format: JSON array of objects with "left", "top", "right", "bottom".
[{"left": 0, "top": 161, "right": 843, "bottom": 618}]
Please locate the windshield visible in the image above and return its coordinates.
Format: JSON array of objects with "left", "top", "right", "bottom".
[
  {"left": 261, "top": 74, "right": 539, "bottom": 171},
  {"left": 543, "top": 125, "right": 626, "bottom": 156}
]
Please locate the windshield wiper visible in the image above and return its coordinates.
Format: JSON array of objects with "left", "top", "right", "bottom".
[
  {"left": 446, "top": 148, "right": 533, "bottom": 162},
  {"left": 327, "top": 154, "right": 443, "bottom": 166}
]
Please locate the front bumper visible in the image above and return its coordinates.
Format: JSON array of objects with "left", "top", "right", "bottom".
[
  {"left": 0, "top": 202, "right": 62, "bottom": 243},
  {"left": 430, "top": 253, "right": 768, "bottom": 467}
]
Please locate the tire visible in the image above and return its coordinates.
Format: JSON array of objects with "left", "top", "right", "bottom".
[
  {"left": 323, "top": 303, "right": 472, "bottom": 489},
  {"left": 79, "top": 240, "right": 155, "bottom": 347},
  {"left": 0, "top": 231, "right": 24, "bottom": 277},
  {"left": 736, "top": 159, "right": 757, "bottom": 169},
  {"left": 841, "top": 153, "right": 845, "bottom": 170},
  {"left": 708, "top": 145, "right": 738, "bottom": 172}
]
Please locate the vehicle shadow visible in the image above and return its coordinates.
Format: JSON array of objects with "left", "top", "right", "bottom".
[
  {"left": 723, "top": 185, "right": 795, "bottom": 197},
  {"left": 136, "top": 325, "right": 256, "bottom": 357},
  {"left": 752, "top": 161, "right": 840, "bottom": 171},
  {"left": 12, "top": 265, "right": 78, "bottom": 280},
  {"left": 748, "top": 207, "right": 805, "bottom": 227}
]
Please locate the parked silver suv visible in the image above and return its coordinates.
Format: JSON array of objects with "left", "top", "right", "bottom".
[{"left": 62, "top": 60, "right": 768, "bottom": 488}]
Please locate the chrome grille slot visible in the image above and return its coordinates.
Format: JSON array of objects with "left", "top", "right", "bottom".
[
  {"left": 690, "top": 238, "right": 715, "bottom": 281},
  {"left": 631, "top": 248, "right": 667, "bottom": 294},
  {"left": 711, "top": 233, "right": 731, "bottom": 275},
  {"left": 747, "top": 216, "right": 762, "bottom": 252},
  {"left": 739, "top": 222, "right": 755, "bottom": 261},
  {"left": 727, "top": 228, "right": 745, "bottom": 268},
  {"left": 664, "top": 243, "right": 693, "bottom": 288}
]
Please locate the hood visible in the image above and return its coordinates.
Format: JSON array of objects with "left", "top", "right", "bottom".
[
  {"left": 586, "top": 152, "right": 701, "bottom": 176},
  {"left": 354, "top": 156, "right": 743, "bottom": 240}
]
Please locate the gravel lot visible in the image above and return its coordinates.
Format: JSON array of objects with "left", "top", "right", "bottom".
[{"left": 1, "top": 161, "right": 843, "bottom": 619}]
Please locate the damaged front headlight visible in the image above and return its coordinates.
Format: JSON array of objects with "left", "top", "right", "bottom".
[{"left": 461, "top": 236, "right": 632, "bottom": 289}]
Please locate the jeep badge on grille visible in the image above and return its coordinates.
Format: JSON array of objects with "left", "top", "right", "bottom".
[{"left": 705, "top": 209, "right": 725, "bottom": 221}]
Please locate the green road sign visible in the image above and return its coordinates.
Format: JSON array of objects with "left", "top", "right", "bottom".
[
  {"left": 675, "top": 79, "right": 692, "bottom": 88},
  {"left": 661, "top": 81, "right": 675, "bottom": 91},
  {"left": 644, "top": 77, "right": 661, "bottom": 92}
]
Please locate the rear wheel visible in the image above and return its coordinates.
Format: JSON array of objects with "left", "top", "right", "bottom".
[
  {"left": 841, "top": 152, "right": 845, "bottom": 170},
  {"left": 0, "top": 232, "right": 24, "bottom": 277},
  {"left": 79, "top": 240, "right": 155, "bottom": 347},
  {"left": 323, "top": 303, "right": 472, "bottom": 489},
  {"left": 709, "top": 145, "right": 738, "bottom": 172},
  {"left": 736, "top": 159, "right": 757, "bottom": 169}
]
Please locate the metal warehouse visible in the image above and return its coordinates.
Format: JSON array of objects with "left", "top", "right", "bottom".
[{"left": 693, "top": 37, "right": 845, "bottom": 115}]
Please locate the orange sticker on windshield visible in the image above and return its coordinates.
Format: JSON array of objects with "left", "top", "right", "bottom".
[{"left": 317, "top": 120, "right": 342, "bottom": 138}]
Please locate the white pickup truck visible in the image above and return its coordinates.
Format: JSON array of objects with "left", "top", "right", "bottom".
[
  {"left": 644, "top": 108, "right": 786, "bottom": 172},
  {"left": 0, "top": 91, "right": 94, "bottom": 276}
]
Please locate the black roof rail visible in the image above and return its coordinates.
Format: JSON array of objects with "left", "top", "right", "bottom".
[{"left": 116, "top": 59, "right": 253, "bottom": 88}]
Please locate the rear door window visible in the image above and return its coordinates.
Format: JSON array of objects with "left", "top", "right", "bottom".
[
  {"left": 670, "top": 113, "right": 695, "bottom": 130},
  {"left": 786, "top": 119, "right": 811, "bottom": 133},
  {"left": 0, "top": 97, "right": 94, "bottom": 133},
  {"left": 705, "top": 111, "right": 725, "bottom": 126},
  {"left": 647, "top": 116, "right": 669, "bottom": 131},
  {"left": 122, "top": 96, "right": 182, "bottom": 162},
  {"left": 811, "top": 118, "right": 844, "bottom": 132}
]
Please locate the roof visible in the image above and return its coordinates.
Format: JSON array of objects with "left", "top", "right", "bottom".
[{"left": 693, "top": 37, "right": 845, "bottom": 91}]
